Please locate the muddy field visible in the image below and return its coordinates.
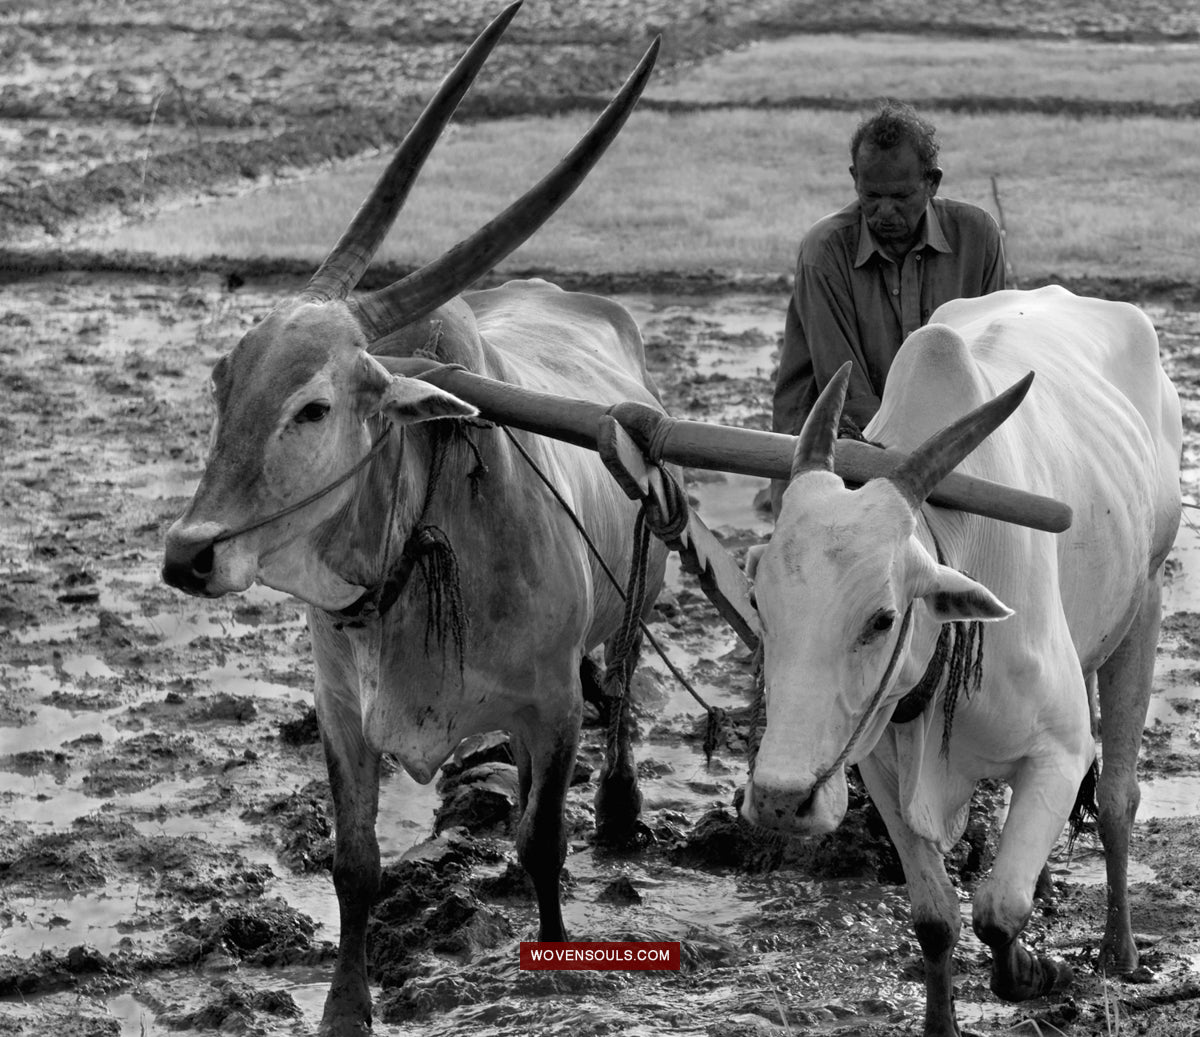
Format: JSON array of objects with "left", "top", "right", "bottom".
[
  {"left": 4, "top": 1, "right": 1200, "bottom": 1035},
  {"left": 2, "top": 279, "right": 1200, "bottom": 1037}
]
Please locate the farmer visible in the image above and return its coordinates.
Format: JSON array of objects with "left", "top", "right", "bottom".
[{"left": 771, "top": 99, "right": 1006, "bottom": 515}]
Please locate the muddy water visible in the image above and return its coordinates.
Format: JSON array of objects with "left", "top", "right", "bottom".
[
  {"left": 2, "top": 281, "right": 1200, "bottom": 1035},
  {"left": 0, "top": 287, "right": 783, "bottom": 1035}
]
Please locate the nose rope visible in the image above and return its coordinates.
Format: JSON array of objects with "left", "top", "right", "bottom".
[
  {"left": 806, "top": 601, "right": 913, "bottom": 797},
  {"left": 787, "top": 510, "right": 943, "bottom": 799},
  {"left": 209, "top": 423, "right": 393, "bottom": 546}
]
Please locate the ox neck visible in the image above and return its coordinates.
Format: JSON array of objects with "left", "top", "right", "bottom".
[
  {"left": 889, "top": 507, "right": 986, "bottom": 751},
  {"left": 329, "top": 420, "right": 477, "bottom": 628}
]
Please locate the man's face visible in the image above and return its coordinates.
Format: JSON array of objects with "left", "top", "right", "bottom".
[{"left": 850, "top": 142, "right": 941, "bottom": 257}]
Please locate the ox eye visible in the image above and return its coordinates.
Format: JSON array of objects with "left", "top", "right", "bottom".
[
  {"left": 860, "top": 609, "right": 897, "bottom": 644},
  {"left": 295, "top": 402, "right": 330, "bottom": 424}
]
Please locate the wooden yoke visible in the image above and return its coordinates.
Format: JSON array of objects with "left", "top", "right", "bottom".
[
  {"left": 607, "top": 400, "right": 1074, "bottom": 534},
  {"left": 382, "top": 359, "right": 1075, "bottom": 535}
]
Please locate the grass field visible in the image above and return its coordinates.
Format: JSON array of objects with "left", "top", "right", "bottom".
[
  {"left": 78, "top": 33, "right": 1200, "bottom": 284},
  {"left": 648, "top": 33, "right": 1200, "bottom": 106}
]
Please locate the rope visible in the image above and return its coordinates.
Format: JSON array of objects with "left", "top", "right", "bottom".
[
  {"left": 808, "top": 603, "right": 914, "bottom": 797},
  {"left": 940, "top": 619, "right": 984, "bottom": 756},
  {"left": 889, "top": 621, "right": 950, "bottom": 724},
  {"left": 336, "top": 423, "right": 472, "bottom": 683},
  {"left": 212, "top": 423, "right": 393, "bottom": 546},
  {"left": 500, "top": 426, "right": 727, "bottom": 763},
  {"left": 601, "top": 466, "right": 689, "bottom": 698},
  {"left": 888, "top": 522, "right": 986, "bottom": 756},
  {"left": 395, "top": 426, "right": 470, "bottom": 672},
  {"left": 604, "top": 508, "right": 654, "bottom": 701},
  {"left": 644, "top": 415, "right": 678, "bottom": 466},
  {"left": 365, "top": 427, "right": 405, "bottom": 613},
  {"left": 601, "top": 508, "right": 651, "bottom": 767},
  {"left": 750, "top": 421, "right": 904, "bottom": 790}
]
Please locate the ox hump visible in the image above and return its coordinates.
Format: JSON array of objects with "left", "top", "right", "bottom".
[{"left": 868, "top": 324, "right": 990, "bottom": 449}]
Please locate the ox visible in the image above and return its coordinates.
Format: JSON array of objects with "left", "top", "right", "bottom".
[
  {"left": 743, "top": 285, "right": 1181, "bottom": 1036},
  {"left": 162, "top": 7, "right": 666, "bottom": 1034}
]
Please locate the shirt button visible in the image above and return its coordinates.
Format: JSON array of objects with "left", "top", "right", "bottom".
[
  {"left": 892, "top": 289, "right": 899, "bottom": 295},
  {"left": 916, "top": 254, "right": 922, "bottom": 261}
]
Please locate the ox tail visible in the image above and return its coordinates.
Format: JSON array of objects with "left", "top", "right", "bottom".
[{"left": 1066, "top": 757, "right": 1100, "bottom": 854}]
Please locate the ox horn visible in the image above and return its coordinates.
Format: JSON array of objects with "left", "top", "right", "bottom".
[
  {"left": 790, "top": 361, "right": 852, "bottom": 481},
  {"left": 302, "top": 2, "right": 523, "bottom": 303},
  {"left": 889, "top": 371, "right": 1034, "bottom": 508},
  {"left": 349, "top": 35, "right": 662, "bottom": 341}
]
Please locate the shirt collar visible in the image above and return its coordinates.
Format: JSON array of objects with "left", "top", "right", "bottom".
[{"left": 854, "top": 201, "right": 952, "bottom": 268}]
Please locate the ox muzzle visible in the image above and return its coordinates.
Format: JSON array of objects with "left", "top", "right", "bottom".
[
  {"left": 162, "top": 522, "right": 227, "bottom": 598},
  {"left": 741, "top": 763, "right": 850, "bottom": 837}
]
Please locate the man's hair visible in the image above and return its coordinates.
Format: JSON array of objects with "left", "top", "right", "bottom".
[{"left": 850, "top": 100, "right": 940, "bottom": 177}]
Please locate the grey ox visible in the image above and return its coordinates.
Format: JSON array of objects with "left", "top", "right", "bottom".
[
  {"left": 743, "top": 285, "right": 1181, "bottom": 1037},
  {"left": 162, "top": 7, "right": 666, "bottom": 1034}
]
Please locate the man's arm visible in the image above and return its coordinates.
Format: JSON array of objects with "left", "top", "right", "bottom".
[
  {"left": 772, "top": 294, "right": 816, "bottom": 436},
  {"left": 770, "top": 258, "right": 878, "bottom": 516},
  {"left": 769, "top": 291, "right": 815, "bottom": 518},
  {"left": 793, "top": 261, "right": 881, "bottom": 427},
  {"left": 984, "top": 221, "right": 1008, "bottom": 293}
]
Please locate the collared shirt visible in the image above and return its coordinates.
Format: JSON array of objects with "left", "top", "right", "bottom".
[{"left": 772, "top": 196, "right": 1006, "bottom": 435}]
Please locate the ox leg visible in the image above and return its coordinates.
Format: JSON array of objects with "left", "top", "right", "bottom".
[
  {"left": 317, "top": 724, "right": 382, "bottom": 1036},
  {"left": 860, "top": 752, "right": 963, "bottom": 1037},
  {"left": 511, "top": 696, "right": 582, "bottom": 942},
  {"left": 593, "top": 637, "right": 644, "bottom": 847},
  {"left": 1094, "top": 569, "right": 1161, "bottom": 974},
  {"left": 973, "top": 759, "right": 1084, "bottom": 1002}
]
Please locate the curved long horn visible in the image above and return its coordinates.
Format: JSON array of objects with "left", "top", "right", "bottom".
[
  {"left": 889, "top": 371, "right": 1034, "bottom": 508},
  {"left": 790, "top": 362, "right": 851, "bottom": 481},
  {"left": 350, "top": 36, "right": 662, "bottom": 341},
  {"left": 302, "top": 2, "right": 522, "bottom": 303}
]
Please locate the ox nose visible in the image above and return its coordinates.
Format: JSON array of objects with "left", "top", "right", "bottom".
[
  {"left": 745, "top": 778, "right": 816, "bottom": 830},
  {"left": 162, "top": 537, "right": 217, "bottom": 596}
]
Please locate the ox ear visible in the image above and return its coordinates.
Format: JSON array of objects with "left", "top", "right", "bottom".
[
  {"left": 359, "top": 352, "right": 477, "bottom": 424},
  {"left": 918, "top": 566, "right": 1013, "bottom": 624},
  {"left": 379, "top": 377, "right": 478, "bottom": 425}
]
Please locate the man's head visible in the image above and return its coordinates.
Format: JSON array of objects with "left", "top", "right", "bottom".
[{"left": 849, "top": 100, "right": 943, "bottom": 258}]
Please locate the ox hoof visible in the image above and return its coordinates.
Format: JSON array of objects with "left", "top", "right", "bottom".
[
  {"left": 1098, "top": 935, "right": 1140, "bottom": 977},
  {"left": 990, "top": 948, "right": 1073, "bottom": 1002},
  {"left": 319, "top": 986, "right": 372, "bottom": 1037},
  {"left": 318, "top": 1014, "right": 371, "bottom": 1037},
  {"left": 594, "top": 814, "right": 653, "bottom": 851},
  {"left": 594, "top": 777, "right": 645, "bottom": 849}
]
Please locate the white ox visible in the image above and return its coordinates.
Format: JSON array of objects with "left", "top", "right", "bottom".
[
  {"left": 744, "top": 286, "right": 1181, "bottom": 1037},
  {"left": 162, "top": 9, "right": 665, "bottom": 1035}
]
